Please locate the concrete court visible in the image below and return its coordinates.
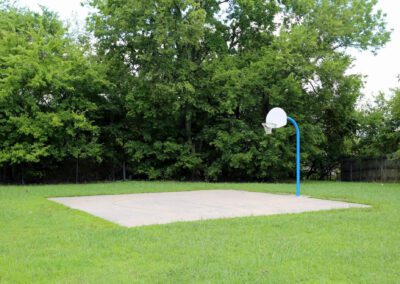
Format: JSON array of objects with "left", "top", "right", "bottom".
[{"left": 49, "top": 190, "right": 369, "bottom": 227}]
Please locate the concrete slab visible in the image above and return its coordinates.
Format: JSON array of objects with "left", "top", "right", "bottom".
[{"left": 49, "top": 190, "right": 369, "bottom": 227}]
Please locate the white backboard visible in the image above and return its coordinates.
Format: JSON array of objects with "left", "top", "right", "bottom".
[{"left": 266, "top": 107, "right": 287, "bottom": 128}]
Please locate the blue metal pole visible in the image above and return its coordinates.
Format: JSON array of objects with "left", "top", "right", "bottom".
[{"left": 287, "top": 116, "right": 300, "bottom": 197}]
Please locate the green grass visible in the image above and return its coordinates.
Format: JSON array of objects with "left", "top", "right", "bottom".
[{"left": 0, "top": 181, "right": 399, "bottom": 283}]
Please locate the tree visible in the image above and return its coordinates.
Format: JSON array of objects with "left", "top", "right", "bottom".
[
  {"left": 354, "top": 90, "right": 400, "bottom": 158},
  {"left": 88, "top": 0, "right": 389, "bottom": 181},
  {"left": 0, "top": 6, "right": 106, "bottom": 182}
]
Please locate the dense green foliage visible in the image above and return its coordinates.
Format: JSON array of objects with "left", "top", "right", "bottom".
[
  {"left": 88, "top": 0, "right": 389, "bottom": 181},
  {"left": 0, "top": 6, "right": 107, "bottom": 182},
  {"left": 354, "top": 90, "right": 400, "bottom": 158},
  {"left": 1, "top": 181, "right": 399, "bottom": 282},
  {"left": 0, "top": 1, "right": 393, "bottom": 182}
]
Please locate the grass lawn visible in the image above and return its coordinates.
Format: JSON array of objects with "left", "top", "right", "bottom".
[{"left": 1, "top": 181, "right": 399, "bottom": 283}]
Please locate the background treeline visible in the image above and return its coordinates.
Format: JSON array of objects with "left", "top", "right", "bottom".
[{"left": 0, "top": 0, "right": 398, "bottom": 183}]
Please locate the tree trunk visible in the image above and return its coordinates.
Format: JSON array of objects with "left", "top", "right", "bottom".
[
  {"left": 235, "top": 106, "right": 240, "bottom": 119},
  {"left": 122, "top": 161, "right": 126, "bottom": 181},
  {"left": 75, "top": 157, "right": 79, "bottom": 184},
  {"left": 11, "top": 165, "right": 15, "bottom": 183},
  {"left": 20, "top": 164, "right": 25, "bottom": 185},
  {"left": 185, "top": 104, "right": 192, "bottom": 146},
  {"left": 185, "top": 104, "right": 197, "bottom": 179},
  {"left": 262, "top": 92, "right": 270, "bottom": 118}
]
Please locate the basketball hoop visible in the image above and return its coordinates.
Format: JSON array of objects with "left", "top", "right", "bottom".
[
  {"left": 262, "top": 107, "right": 301, "bottom": 197},
  {"left": 262, "top": 107, "right": 287, "bottom": 135},
  {"left": 262, "top": 122, "right": 276, "bottom": 135}
]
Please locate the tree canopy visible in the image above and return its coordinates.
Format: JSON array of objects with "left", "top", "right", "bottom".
[
  {"left": 0, "top": 0, "right": 393, "bottom": 183},
  {"left": 0, "top": 6, "right": 106, "bottom": 182},
  {"left": 354, "top": 90, "right": 400, "bottom": 159}
]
